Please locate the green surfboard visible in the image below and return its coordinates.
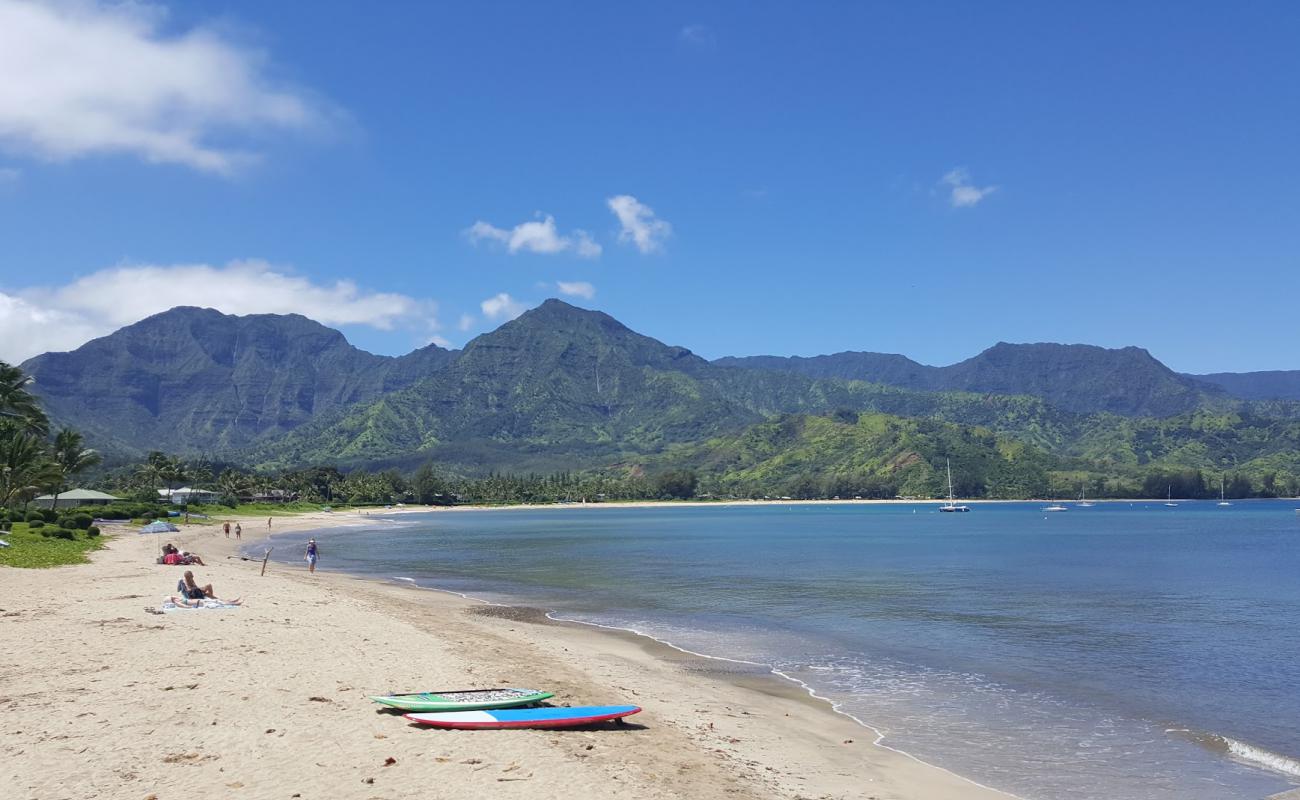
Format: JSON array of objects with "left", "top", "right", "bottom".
[{"left": 370, "top": 687, "right": 553, "bottom": 712}]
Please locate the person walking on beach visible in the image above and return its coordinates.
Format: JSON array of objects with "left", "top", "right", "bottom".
[
  {"left": 304, "top": 538, "right": 319, "bottom": 574},
  {"left": 234, "top": 522, "right": 242, "bottom": 539},
  {"left": 223, "top": 521, "right": 230, "bottom": 538}
]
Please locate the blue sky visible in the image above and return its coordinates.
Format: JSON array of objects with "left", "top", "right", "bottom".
[{"left": 1, "top": 1, "right": 1297, "bottom": 372}]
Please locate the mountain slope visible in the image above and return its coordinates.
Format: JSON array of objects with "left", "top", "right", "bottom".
[
  {"left": 660, "top": 411, "right": 1059, "bottom": 499},
  {"left": 249, "top": 300, "right": 773, "bottom": 469},
  {"left": 717, "top": 342, "right": 1221, "bottom": 417},
  {"left": 1192, "top": 371, "right": 1300, "bottom": 402},
  {"left": 21, "top": 307, "right": 456, "bottom": 457},
  {"left": 713, "top": 351, "right": 931, "bottom": 386}
]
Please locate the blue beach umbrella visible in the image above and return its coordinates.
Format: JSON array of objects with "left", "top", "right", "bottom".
[{"left": 139, "top": 519, "right": 180, "bottom": 557}]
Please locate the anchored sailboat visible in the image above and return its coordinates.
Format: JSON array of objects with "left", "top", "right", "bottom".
[
  {"left": 1077, "top": 483, "right": 1095, "bottom": 508},
  {"left": 939, "top": 459, "right": 970, "bottom": 512},
  {"left": 1164, "top": 486, "right": 1178, "bottom": 507},
  {"left": 1218, "top": 475, "right": 1232, "bottom": 507}
]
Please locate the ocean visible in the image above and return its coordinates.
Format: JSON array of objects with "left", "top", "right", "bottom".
[{"left": 257, "top": 501, "right": 1300, "bottom": 800}]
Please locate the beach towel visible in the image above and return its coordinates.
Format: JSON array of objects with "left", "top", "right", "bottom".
[{"left": 159, "top": 597, "right": 240, "bottom": 612}]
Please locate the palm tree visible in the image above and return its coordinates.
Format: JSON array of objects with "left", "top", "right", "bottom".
[
  {"left": 0, "top": 427, "right": 59, "bottom": 509},
  {"left": 217, "top": 469, "right": 247, "bottom": 505},
  {"left": 0, "top": 361, "right": 49, "bottom": 435},
  {"left": 49, "top": 428, "right": 102, "bottom": 510}
]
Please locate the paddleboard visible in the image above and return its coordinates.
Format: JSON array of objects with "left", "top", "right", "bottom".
[
  {"left": 405, "top": 705, "right": 641, "bottom": 729},
  {"left": 370, "top": 688, "right": 553, "bottom": 712}
]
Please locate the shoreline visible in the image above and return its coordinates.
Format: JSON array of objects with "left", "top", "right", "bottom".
[
  {"left": 308, "top": 495, "right": 1292, "bottom": 517},
  {"left": 239, "top": 512, "right": 1017, "bottom": 796},
  {"left": 1, "top": 509, "right": 1017, "bottom": 800}
]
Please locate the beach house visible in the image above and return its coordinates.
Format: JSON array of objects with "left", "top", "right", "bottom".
[{"left": 32, "top": 489, "right": 122, "bottom": 509}]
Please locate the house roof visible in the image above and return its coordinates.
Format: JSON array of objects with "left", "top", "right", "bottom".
[
  {"left": 157, "top": 487, "right": 217, "bottom": 495},
  {"left": 34, "top": 489, "right": 121, "bottom": 501}
]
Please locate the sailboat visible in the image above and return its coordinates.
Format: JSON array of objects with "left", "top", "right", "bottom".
[
  {"left": 1077, "top": 483, "right": 1096, "bottom": 508},
  {"left": 1218, "top": 475, "right": 1232, "bottom": 507},
  {"left": 1044, "top": 501, "right": 1069, "bottom": 512},
  {"left": 939, "top": 459, "right": 970, "bottom": 512},
  {"left": 1164, "top": 486, "right": 1178, "bottom": 507}
]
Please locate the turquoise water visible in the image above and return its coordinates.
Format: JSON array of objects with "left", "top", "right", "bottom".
[{"left": 261, "top": 501, "right": 1300, "bottom": 799}]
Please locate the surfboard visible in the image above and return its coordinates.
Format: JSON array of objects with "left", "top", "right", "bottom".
[
  {"left": 370, "top": 688, "right": 553, "bottom": 712},
  {"left": 405, "top": 705, "right": 641, "bottom": 729}
]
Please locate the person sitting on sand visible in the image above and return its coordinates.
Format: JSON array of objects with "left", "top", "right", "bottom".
[
  {"left": 176, "top": 570, "right": 224, "bottom": 601},
  {"left": 179, "top": 550, "right": 206, "bottom": 567}
]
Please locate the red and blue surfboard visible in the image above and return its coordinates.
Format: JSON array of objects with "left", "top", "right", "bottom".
[{"left": 404, "top": 704, "right": 641, "bottom": 729}]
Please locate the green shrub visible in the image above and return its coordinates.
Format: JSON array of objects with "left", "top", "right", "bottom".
[
  {"left": 86, "top": 525, "right": 100, "bottom": 537},
  {"left": 53, "top": 528, "right": 75, "bottom": 540},
  {"left": 26, "top": 511, "right": 44, "bottom": 522},
  {"left": 71, "top": 513, "right": 93, "bottom": 530},
  {"left": 0, "top": 520, "right": 10, "bottom": 531},
  {"left": 28, "top": 519, "right": 45, "bottom": 529},
  {"left": 41, "top": 509, "right": 58, "bottom": 523}
]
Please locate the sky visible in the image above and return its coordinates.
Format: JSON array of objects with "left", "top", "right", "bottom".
[{"left": 1, "top": 1, "right": 1298, "bottom": 373}]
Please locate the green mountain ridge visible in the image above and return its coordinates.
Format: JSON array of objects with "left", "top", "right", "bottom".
[
  {"left": 14, "top": 301, "right": 1300, "bottom": 496},
  {"left": 716, "top": 342, "right": 1228, "bottom": 417},
  {"left": 21, "top": 306, "right": 456, "bottom": 458}
]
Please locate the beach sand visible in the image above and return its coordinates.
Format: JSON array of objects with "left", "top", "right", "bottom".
[{"left": 0, "top": 510, "right": 1013, "bottom": 800}]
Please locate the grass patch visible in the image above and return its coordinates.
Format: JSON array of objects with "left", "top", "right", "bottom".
[{"left": 0, "top": 522, "right": 107, "bottom": 569}]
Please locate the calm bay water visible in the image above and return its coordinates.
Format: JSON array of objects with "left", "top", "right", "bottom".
[{"left": 260, "top": 501, "right": 1300, "bottom": 799}]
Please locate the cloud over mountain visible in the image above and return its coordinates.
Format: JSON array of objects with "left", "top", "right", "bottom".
[
  {"left": 0, "top": 0, "right": 334, "bottom": 174},
  {"left": 0, "top": 260, "right": 437, "bottom": 362}
]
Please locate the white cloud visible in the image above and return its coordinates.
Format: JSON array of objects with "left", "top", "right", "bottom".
[
  {"left": 465, "top": 215, "right": 602, "bottom": 258},
  {"left": 480, "top": 292, "right": 527, "bottom": 321},
  {"left": 0, "top": 0, "right": 333, "bottom": 175},
  {"left": 678, "top": 24, "right": 715, "bottom": 49},
  {"left": 941, "top": 168, "right": 997, "bottom": 208},
  {"left": 457, "top": 313, "right": 475, "bottom": 332},
  {"left": 607, "top": 194, "right": 671, "bottom": 254},
  {"left": 0, "top": 260, "right": 439, "bottom": 363},
  {"left": 556, "top": 281, "right": 595, "bottom": 300}
]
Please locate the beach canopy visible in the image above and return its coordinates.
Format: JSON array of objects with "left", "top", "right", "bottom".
[{"left": 139, "top": 520, "right": 180, "bottom": 534}]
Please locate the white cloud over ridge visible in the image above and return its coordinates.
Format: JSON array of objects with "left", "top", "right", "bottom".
[
  {"left": 608, "top": 195, "right": 671, "bottom": 253},
  {"left": 556, "top": 281, "right": 595, "bottom": 300},
  {"left": 0, "top": 261, "right": 438, "bottom": 363},
  {"left": 480, "top": 292, "right": 527, "bottom": 321},
  {"left": 466, "top": 215, "right": 601, "bottom": 258},
  {"left": 0, "top": 0, "right": 332, "bottom": 174},
  {"left": 941, "top": 168, "right": 997, "bottom": 208}
]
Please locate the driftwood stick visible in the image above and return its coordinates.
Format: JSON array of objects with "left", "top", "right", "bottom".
[{"left": 261, "top": 547, "right": 273, "bottom": 576}]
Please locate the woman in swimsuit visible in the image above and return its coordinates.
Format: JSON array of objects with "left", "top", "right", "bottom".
[{"left": 304, "top": 538, "right": 319, "bottom": 574}]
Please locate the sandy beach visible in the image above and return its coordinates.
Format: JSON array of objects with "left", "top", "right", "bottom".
[{"left": 0, "top": 509, "right": 1014, "bottom": 800}]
